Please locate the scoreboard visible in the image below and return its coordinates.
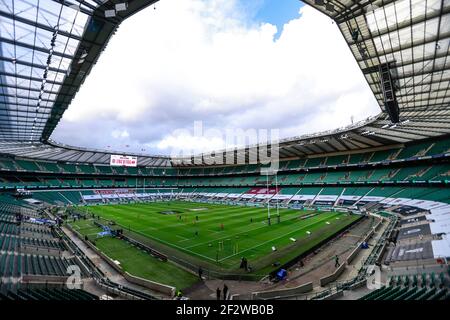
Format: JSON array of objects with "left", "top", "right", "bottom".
[{"left": 110, "top": 155, "right": 137, "bottom": 167}]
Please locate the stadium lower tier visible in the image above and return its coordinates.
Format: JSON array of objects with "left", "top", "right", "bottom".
[
  {"left": 0, "top": 288, "right": 99, "bottom": 301},
  {"left": 25, "top": 186, "right": 450, "bottom": 206},
  {"left": 23, "top": 184, "right": 450, "bottom": 264}
]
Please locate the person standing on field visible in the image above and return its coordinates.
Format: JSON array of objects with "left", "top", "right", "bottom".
[
  {"left": 216, "top": 287, "right": 221, "bottom": 300},
  {"left": 223, "top": 283, "right": 228, "bottom": 300},
  {"left": 198, "top": 266, "right": 203, "bottom": 280}
]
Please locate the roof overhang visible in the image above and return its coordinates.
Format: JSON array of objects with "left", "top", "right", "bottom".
[
  {"left": 0, "top": 0, "right": 449, "bottom": 166},
  {"left": 0, "top": 0, "right": 159, "bottom": 142}
]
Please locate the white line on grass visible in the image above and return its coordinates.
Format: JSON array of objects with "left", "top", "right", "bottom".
[
  {"left": 115, "top": 224, "right": 218, "bottom": 262},
  {"left": 184, "top": 211, "right": 320, "bottom": 250},
  {"left": 217, "top": 213, "right": 342, "bottom": 262}
]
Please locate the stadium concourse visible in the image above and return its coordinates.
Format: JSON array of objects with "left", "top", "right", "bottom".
[{"left": 1, "top": 0, "right": 450, "bottom": 301}]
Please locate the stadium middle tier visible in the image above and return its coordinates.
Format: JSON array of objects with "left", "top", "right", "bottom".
[
  {"left": 0, "top": 137, "right": 448, "bottom": 180},
  {"left": 0, "top": 162, "right": 449, "bottom": 190}
]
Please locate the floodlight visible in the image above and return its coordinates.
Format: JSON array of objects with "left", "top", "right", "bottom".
[
  {"left": 326, "top": 4, "right": 334, "bottom": 12},
  {"left": 115, "top": 3, "right": 127, "bottom": 12},
  {"left": 105, "top": 9, "right": 116, "bottom": 18}
]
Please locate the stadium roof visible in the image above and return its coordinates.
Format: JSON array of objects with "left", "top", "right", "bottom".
[
  {"left": 0, "top": 0, "right": 158, "bottom": 141},
  {"left": 0, "top": 114, "right": 447, "bottom": 166},
  {"left": 303, "top": 0, "right": 450, "bottom": 124},
  {"left": 0, "top": 0, "right": 449, "bottom": 165},
  {"left": 0, "top": 139, "right": 171, "bottom": 166}
]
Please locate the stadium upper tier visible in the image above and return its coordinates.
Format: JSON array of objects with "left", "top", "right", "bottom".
[
  {"left": 0, "top": 138, "right": 449, "bottom": 191},
  {"left": 1, "top": 0, "right": 449, "bottom": 162},
  {"left": 0, "top": 134, "right": 448, "bottom": 168},
  {"left": 0, "top": 136, "right": 448, "bottom": 173}
]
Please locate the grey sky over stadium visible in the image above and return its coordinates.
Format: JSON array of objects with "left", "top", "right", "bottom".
[{"left": 52, "top": 0, "right": 380, "bottom": 155}]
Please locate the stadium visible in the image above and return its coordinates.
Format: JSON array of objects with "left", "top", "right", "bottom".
[{"left": 0, "top": 0, "right": 449, "bottom": 303}]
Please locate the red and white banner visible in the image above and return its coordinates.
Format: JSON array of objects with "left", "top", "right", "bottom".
[
  {"left": 110, "top": 155, "right": 137, "bottom": 167},
  {"left": 94, "top": 189, "right": 133, "bottom": 194},
  {"left": 246, "top": 187, "right": 279, "bottom": 195}
]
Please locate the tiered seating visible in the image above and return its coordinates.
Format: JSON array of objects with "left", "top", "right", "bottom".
[
  {"left": 79, "top": 179, "right": 97, "bottom": 187},
  {"left": 0, "top": 235, "right": 19, "bottom": 252},
  {"left": 44, "top": 178, "right": 64, "bottom": 187},
  {"left": 31, "top": 192, "right": 72, "bottom": 205},
  {"left": 348, "top": 153, "right": 369, "bottom": 164},
  {"left": 322, "top": 171, "right": 347, "bottom": 183},
  {"left": 365, "top": 168, "right": 391, "bottom": 182},
  {"left": 126, "top": 167, "right": 139, "bottom": 175},
  {"left": 370, "top": 149, "right": 399, "bottom": 162},
  {"left": 0, "top": 212, "right": 17, "bottom": 223},
  {"left": 298, "top": 187, "right": 323, "bottom": 195},
  {"left": 426, "top": 140, "right": 450, "bottom": 155},
  {"left": 113, "top": 166, "right": 127, "bottom": 174},
  {"left": 0, "top": 203, "right": 93, "bottom": 301},
  {"left": 0, "top": 222, "right": 19, "bottom": 235},
  {"left": 95, "top": 165, "right": 113, "bottom": 174},
  {"left": 39, "top": 162, "right": 60, "bottom": 173},
  {"left": 397, "top": 142, "right": 431, "bottom": 159},
  {"left": 302, "top": 172, "right": 324, "bottom": 183},
  {"left": 342, "top": 170, "right": 369, "bottom": 182},
  {"left": 77, "top": 164, "right": 96, "bottom": 174},
  {"left": 343, "top": 187, "right": 373, "bottom": 196},
  {"left": 391, "top": 167, "right": 424, "bottom": 181},
  {"left": 320, "top": 187, "right": 344, "bottom": 195},
  {"left": 305, "top": 157, "right": 325, "bottom": 168},
  {"left": 21, "top": 254, "right": 72, "bottom": 276},
  {"left": 0, "top": 159, "right": 19, "bottom": 171},
  {"left": 97, "top": 179, "right": 113, "bottom": 187},
  {"left": 59, "top": 191, "right": 83, "bottom": 204},
  {"left": 58, "top": 163, "right": 77, "bottom": 173},
  {"left": 360, "top": 272, "right": 449, "bottom": 300},
  {"left": 114, "top": 178, "right": 127, "bottom": 187},
  {"left": 0, "top": 288, "right": 98, "bottom": 300},
  {"left": 16, "top": 160, "right": 40, "bottom": 171},
  {"left": 0, "top": 139, "right": 448, "bottom": 178},
  {"left": 325, "top": 155, "right": 347, "bottom": 166},
  {"left": 21, "top": 223, "right": 54, "bottom": 237},
  {"left": 20, "top": 237, "right": 64, "bottom": 250},
  {"left": 368, "top": 187, "right": 403, "bottom": 198}
]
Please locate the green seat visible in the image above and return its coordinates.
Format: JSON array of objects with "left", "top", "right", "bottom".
[
  {"left": 405, "top": 287, "right": 427, "bottom": 300},
  {"left": 428, "top": 288, "right": 447, "bottom": 300},
  {"left": 375, "top": 286, "right": 400, "bottom": 300},
  {"left": 416, "top": 287, "right": 436, "bottom": 300},
  {"left": 394, "top": 286, "right": 417, "bottom": 300},
  {"left": 412, "top": 274, "right": 418, "bottom": 287}
]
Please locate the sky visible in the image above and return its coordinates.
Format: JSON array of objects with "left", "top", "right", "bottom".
[{"left": 51, "top": 0, "right": 380, "bottom": 156}]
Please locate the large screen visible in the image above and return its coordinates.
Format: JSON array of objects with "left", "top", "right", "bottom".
[{"left": 110, "top": 155, "right": 137, "bottom": 167}]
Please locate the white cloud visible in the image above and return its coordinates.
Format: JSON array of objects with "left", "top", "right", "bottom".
[
  {"left": 111, "top": 129, "right": 130, "bottom": 139},
  {"left": 52, "top": 0, "right": 379, "bottom": 154}
]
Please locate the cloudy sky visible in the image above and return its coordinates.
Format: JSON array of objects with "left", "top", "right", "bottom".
[{"left": 51, "top": 0, "right": 380, "bottom": 155}]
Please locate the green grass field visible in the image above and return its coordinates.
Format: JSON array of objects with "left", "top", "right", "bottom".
[
  {"left": 70, "top": 219, "right": 199, "bottom": 290},
  {"left": 76, "top": 201, "right": 359, "bottom": 273}
]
